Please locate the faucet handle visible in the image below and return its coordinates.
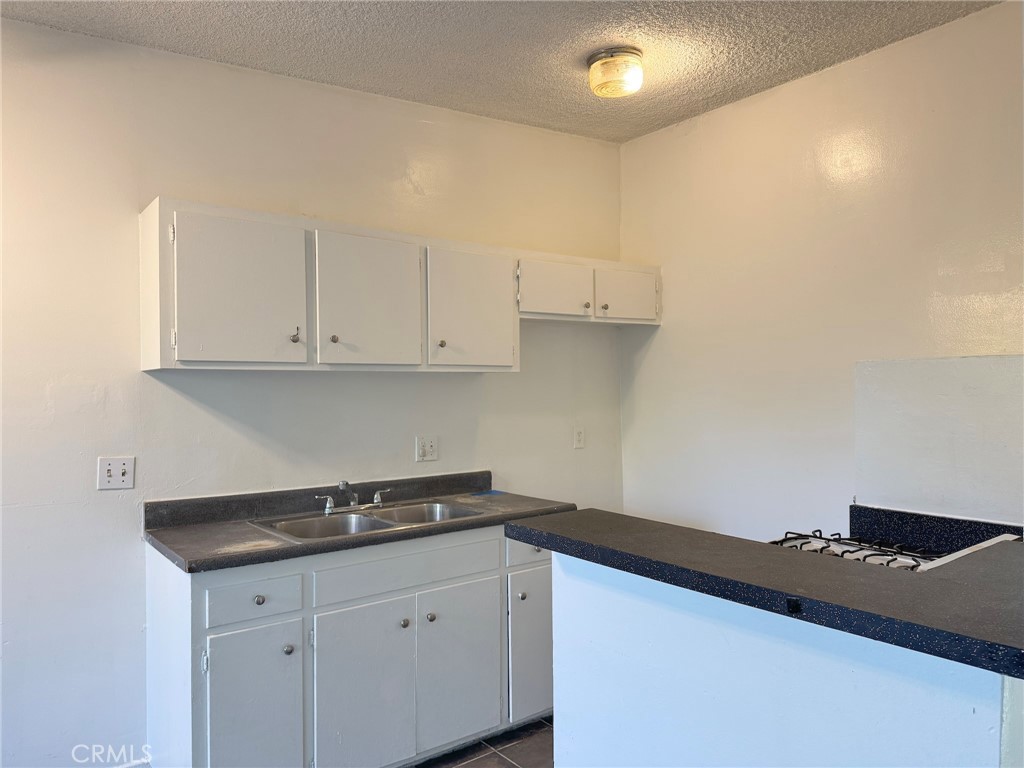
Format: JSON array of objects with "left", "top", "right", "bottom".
[
  {"left": 373, "top": 488, "right": 393, "bottom": 505},
  {"left": 315, "top": 495, "right": 335, "bottom": 514}
]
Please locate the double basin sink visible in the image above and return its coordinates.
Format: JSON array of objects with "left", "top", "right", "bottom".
[{"left": 253, "top": 502, "right": 482, "bottom": 542}]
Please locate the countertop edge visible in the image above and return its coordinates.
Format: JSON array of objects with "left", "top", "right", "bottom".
[
  {"left": 149, "top": 501, "right": 575, "bottom": 573},
  {"left": 504, "top": 517, "right": 1024, "bottom": 680}
]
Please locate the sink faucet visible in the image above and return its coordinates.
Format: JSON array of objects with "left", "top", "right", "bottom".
[
  {"left": 315, "top": 495, "right": 335, "bottom": 515},
  {"left": 338, "top": 481, "right": 358, "bottom": 508},
  {"left": 373, "top": 488, "right": 393, "bottom": 506}
]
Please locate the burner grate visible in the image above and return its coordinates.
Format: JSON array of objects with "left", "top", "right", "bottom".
[{"left": 770, "top": 529, "right": 946, "bottom": 571}]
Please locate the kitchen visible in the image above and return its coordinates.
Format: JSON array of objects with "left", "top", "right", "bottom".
[{"left": 1, "top": 2, "right": 1021, "bottom": 768}]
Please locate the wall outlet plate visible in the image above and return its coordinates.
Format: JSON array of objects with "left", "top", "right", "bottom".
[
  {"left": 573, "top": 426, "right": 586, "bottom": 449},
  {"left": 415, "top": 436, "right": 438, "bottom": 462},
  {"left": 97, "top": 456, "right": 135, "bottom": 489}
]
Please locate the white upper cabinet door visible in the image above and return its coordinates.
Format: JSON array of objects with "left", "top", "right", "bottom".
[
  {"left": 174, "top": 211, "right": 307, "bottom": 363},
  {"left": 594, "top": 268, "right": 658, "bottom": 321},
  {"left": 427, "top": 248, "right": 515, "bottom": 367},
  {"left": 518, "top": 260, "right": 595, "bottom": 316},
  {"left": 315, "top": 231, "right": 422, "bottom": 365}
]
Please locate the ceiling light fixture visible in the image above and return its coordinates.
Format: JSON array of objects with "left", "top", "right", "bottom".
[{"left": 587, "top": 46, "right": 644, "bottom": 99}]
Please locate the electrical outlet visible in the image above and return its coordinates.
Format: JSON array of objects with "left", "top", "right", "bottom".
[
  {"left": 573, "top": 426, "right": 586, "bottom": 449},
  {"left": 415, "top": 436, "right": 439, "bottom": 462},
  {"left": 97, "top": 456, "right": 135, "bottom": 489}
]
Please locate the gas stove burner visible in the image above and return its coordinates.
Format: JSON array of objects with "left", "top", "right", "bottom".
[{"left": 770, "top": 530, "right": 946, "bottom": 571}]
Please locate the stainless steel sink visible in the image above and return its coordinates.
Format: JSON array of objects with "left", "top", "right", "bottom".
[
  {"left": 373, "top": 502, "right": 482, "bottom": 525},
  {"left": 258, "top": 512, "right": 396, "bottom": 540}
]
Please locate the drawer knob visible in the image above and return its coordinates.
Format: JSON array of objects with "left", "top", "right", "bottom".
[
  {"left": 437, "top": 340, "right": 447, "bottom": 348},
  {"left": 289, "top": 326, "right": 301, "bottom": 343},
  {"left": 253, "top": 595, "right": 266, "bottom": 606},
  {"left": 601, "top": 303, "right": 609, "bottom": 311},
  {"left": 533, "top": 546, "right": 543, "bottom": 553},
  {"left": 282, "top": 644, "right": 294, "bottom": 655},
  {"left": 400, "top": 618, "right": 410, "bottom": 629},
  {"left": 584, "top": 301, "right": 591, "bottom": 309},
  {"left": 518, "top": 592, "right": 528, "bottom": 601},
  {"left": 330, "top": 334, "right": 340, "bottom": 344},
  {"left": 426, "top": 612, "right": 437, "bottom": 622}
]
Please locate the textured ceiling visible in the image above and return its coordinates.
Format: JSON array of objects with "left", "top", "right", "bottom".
[{"left": 1, "top": 1, "right": 996, "bottom": 142}]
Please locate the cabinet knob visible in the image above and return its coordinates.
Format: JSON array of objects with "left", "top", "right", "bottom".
[
  {"left": 282, "top": 644, "right": 294, "bottom": 655},
  {"left": 584, "top": 301, "right": 591, "bottom": 309},
  {"left": 534, "top": 546, "right": 543, "bottom": 553},
  {"left": 330, "top": 334, "right": 340, "bottom": 344},
  {"left": 426, "top": 612, "right": 437, "bottom": 622},
  {"left": 437, "top": 340, "right": 447, "bottom": 348},
  {"left": 400, "top": 618, "right": 410, "bottom": 628},
  {"left": 601, "top": 304, "right": 609, "bottom": 311},
  {"left": 253, "top": 595, "right": 266, "bottom": 606},
  {"left": 289, "top": 326, "right": 301, "bottom": 343},
  {"left": 518, "top": 592, "right": 528, "bottom": 601}
]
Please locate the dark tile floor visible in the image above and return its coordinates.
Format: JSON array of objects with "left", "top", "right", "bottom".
[{"left": 416, "top": 717, "right": 553, "bottom": 768}]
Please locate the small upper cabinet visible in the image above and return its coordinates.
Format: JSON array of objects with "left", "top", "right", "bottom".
[
  {"left": 518, "top": 258, "right": 660, "bottom": 325},
  {"left": 315, "top": 231, "right": 422, "bottom": 365},
  {"left": 173, "top": 211, "right": 308, "bottom": 364},
  {"left": 427, "top": 248, "right": 516, "bottom": 368},
  {"left": 518, "top": 260, "right": 594, "bottom": 317},
  {"left": 594, "top": 268, "right": 658, "bottom": 321}
]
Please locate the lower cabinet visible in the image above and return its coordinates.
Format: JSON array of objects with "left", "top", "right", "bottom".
[
  {"left": 314, "top": 596, "right": 417, "bottom": 768},
  {"left": 146, "top": 527, "right": 551, "bottom": 768},
  {"left": 507, "top": 565, "right": 553, "bottom": 723},
  {"left": 206, "top": 619, "right": 305, "bottom": 768},
  {"left": 416, "top": 577, "right": 502, "bottom": 751}
]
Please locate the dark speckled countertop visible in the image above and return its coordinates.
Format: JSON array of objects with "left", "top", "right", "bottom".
[
  {"left": 505, "top": 509, "right": 1024, "bottom": 680},
  {"left": 147, "top": 487, "right": 574, "bottom": 573}
]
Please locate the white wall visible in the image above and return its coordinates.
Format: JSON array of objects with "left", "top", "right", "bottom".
[
  {"left": 855, "top": 355, "right": 1023, "bottom": 524},
  {"left": 0, "top": 22, "right": 622, "bottom": 766},
  {"left": 618, "top": 3, "right": 1024, "bottom": 540},
  {"left": 551, "top": 554, "right": 1008, "bottom": 768}
]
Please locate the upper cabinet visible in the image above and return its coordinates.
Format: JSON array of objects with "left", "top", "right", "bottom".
[
  {"left": 173, "top": 211, "right": 308, "bottom": 364},
  {"left": 594, "top": 267, "right": 658, "bottom": 321},
  {"left": 518, "top": 260, "right": 594, "bottom": 317},
  {"left": 140, "top": 198, "right": 657, "bottom": 372},
  {"left": 315, "top": 231, "right": 422, "bottom": 365},
  {"left": 427, "top": 248, "right": 517, "bottom": 368},
  {"left": 517, "top": 259, "right": 660, "bottom": 324}
]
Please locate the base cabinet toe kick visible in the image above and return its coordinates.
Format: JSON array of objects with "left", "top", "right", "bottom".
[{"left": 145, "top": 526, "right": 552, "bottom": 768}]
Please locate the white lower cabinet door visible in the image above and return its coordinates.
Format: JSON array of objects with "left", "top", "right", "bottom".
[
  {"left": 314, "top": 596, "right": 417, "bottom": 768},
  {"left": 507, "top": 566, "right": 553, "bottom": 722},
  {"left": 416, "top": 576, "right": 502, "bottom": 752},
  {"left": 206, "top": 618, "right": 304, "bottom": 768}
]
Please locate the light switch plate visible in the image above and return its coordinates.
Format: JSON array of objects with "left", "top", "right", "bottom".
[
  {"left": 97, "top": 456, "right": 135, "bottom": 489},
  {"left": 415, "top": 436, "right": 438, "bottom": 462}
]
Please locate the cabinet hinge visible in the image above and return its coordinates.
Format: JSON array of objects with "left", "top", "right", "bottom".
[
  {"left": 200, "top": 650, "right": 209, "bottom": 675},
  {"left": 309, "top": 627, "right": 315, "bottom": 649},
  {"left": 170, "top": 329, "right": 177, "bottom": 348},
  {"left": 168, "top": 223, "right": 175, "bottom": 245}
]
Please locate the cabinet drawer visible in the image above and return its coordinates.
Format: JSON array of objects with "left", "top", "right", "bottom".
[
  {"left": 206, "top": 575, "right": 303, "bottom": 629},
  {"left": 506, "top": 538, "right": 551, "bottom": 567},
  {"left": 315, "top": 540, "right": 500, "bottom": 607}
]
